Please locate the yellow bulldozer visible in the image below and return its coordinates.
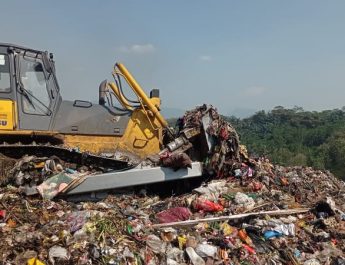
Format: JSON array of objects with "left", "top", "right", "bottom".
[
  {"left": 0, "top": 43, "right": 168, "bottom": 161},
  {"left": 0, "top": 43, "right": 210, "bottom": 195}
]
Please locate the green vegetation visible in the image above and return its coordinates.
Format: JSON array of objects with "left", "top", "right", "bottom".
[{"left": 225, "top": 106, "right": 345, "bottom": 178}]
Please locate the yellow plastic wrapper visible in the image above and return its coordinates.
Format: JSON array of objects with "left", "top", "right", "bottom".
[
  {"left": 297, "top": 220, "right": 306, "bottom": 228},
  {"left": 27, "top": 258, "right": 46, "bottom": 265},
  {"left": 177, "top": 235, "right": 187, "bottom": 249},
  {"left": 220, "top": 222, "right": 234, "bottom": 236},
  {"left": 34, "top": 161, "right": 45, "bottom": 169}
]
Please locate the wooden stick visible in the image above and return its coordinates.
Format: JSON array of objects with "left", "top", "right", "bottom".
[
  {"left": 243, "top": 202, "right": 271, "bottom": 213},
  {"left": 151, "top": 208, "right": 310, "bottom": 228}
]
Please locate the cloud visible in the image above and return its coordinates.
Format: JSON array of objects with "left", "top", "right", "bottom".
[
  {"left": 243, "top": 86, "right": 269, "bottom": 96},
  {"left": 199, "top": 55, "right": 212, "bottom": 61},
  {"left": 118, "top": 44, "right": 156, "bottom": 54}
]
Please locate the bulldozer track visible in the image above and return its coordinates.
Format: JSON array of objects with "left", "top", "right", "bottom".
[{"left": 0, "top": 144, "right": 131, "bottom": 170}]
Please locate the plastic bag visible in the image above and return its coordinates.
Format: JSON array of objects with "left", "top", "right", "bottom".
[
  {"left": 146, "top": 234, "right": 167, "bottom": 254},
  {"left": 186, "top": 247, "right": 205, "bottom": 265},
  {"left": 195, "top": 244, "right": 217, "bottom": 258},
  {"left": 263, "top": 230, "right": 282, "bottom": 239},
  {"left": 27, "top": 258, "right": 46, "bottom": 265},
  {"left": 156, "top": 207, "right": 191, "bottom": 223},
  {"left": 193, "top": 198, "right": 223, "bottom": 212},
  {"left": 49, "top": 246, "right": 69, "bottom": 264}
]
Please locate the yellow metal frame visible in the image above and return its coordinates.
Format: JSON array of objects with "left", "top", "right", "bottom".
[
  {"left": 63, "top": 107, "right": 163, "bottom": 158},
  {"left": 0, "top": 99, "right": 15, "bottom": 130},
  {"left": 115, "top": 63, "right": 168, "bottom": 128}
]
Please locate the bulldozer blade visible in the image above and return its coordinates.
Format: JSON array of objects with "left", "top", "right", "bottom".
[{"left": 66, "top": 162, "right": 203, "bottom": 195}]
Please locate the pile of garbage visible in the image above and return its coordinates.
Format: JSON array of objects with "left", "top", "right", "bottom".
[{"left": 1, "top": 106, "right": 345, "bottom": 264}]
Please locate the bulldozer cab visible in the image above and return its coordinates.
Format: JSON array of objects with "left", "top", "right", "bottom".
[{"left": 0, "top": 44, "right": 60, "bottom": 131}]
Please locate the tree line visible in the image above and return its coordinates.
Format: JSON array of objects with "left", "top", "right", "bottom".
[{"left": 225, "top": 106, "right": 345, "bottom": 178}]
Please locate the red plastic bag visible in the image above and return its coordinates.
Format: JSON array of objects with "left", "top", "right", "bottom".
[
  {"left": 219, "top": 127, "right": 229, "bottom": 140},
  {"left": 0, "top": 210, "right": 6, "bottom": 220},
  {"left": 242, "top": 244, "right": 256, "bottom": 255},
  {"left": 156, "top": 207, "right": 192, "bottom": 223},
  {"left": 193, "top": 198, "right": 224, "bottom": 212}
]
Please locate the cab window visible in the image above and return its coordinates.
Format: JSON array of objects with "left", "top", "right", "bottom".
[
  {"left": 0, "top": 54, "right": 10, "bottom": 92},
  {"left": 20, "top": 56, "right": 51, "bottom": 115}
]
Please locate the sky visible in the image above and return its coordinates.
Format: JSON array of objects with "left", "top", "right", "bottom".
[{"left": 1, "top": 0, "right": 345, "bottom": 117}]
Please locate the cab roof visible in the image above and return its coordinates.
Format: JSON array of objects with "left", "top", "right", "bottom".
[{"left": 0, "top": 43, "right": 46, "bottom": 54}]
